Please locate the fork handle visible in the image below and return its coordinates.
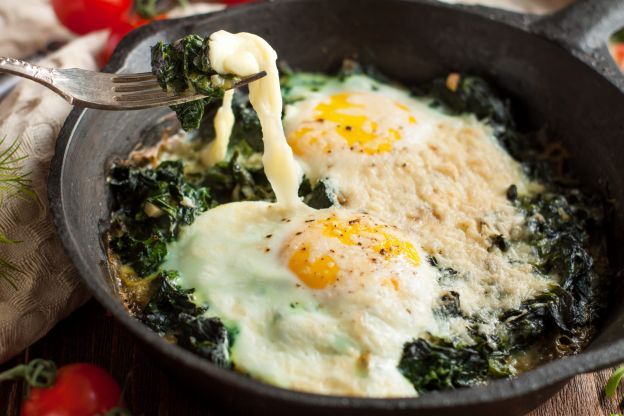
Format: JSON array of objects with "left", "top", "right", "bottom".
[{"left": 0, "top": 57, "right": 55, "bottom": 86}]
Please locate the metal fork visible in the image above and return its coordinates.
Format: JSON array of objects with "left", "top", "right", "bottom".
[{"left": 0, "top": 57, "right": 266, "bottom": 110}]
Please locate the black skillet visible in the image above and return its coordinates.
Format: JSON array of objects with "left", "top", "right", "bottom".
[{"left": 48, "top": 0, "right": 624, "bottom": 414}]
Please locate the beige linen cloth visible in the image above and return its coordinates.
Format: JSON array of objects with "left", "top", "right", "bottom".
[{"left": 0, "top": 0, "right": 568, "bottom": 363}]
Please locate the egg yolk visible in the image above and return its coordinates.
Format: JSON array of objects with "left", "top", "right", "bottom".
[
  {"left": 288, "top": 244, "right": 340, "bottom": 289},
  {"left": 286, "top": 215, "right": 421, "bottom": 289},
  {"left": 288, "top": 92, "right": 416, "bottom": 156}
]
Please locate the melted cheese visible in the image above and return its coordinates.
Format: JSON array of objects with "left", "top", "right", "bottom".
[
  {"left": 208, "top": 31, "right": 302, "bottom": 207},
  {"left": 201, "top": 90, "right": 235, "bottom": 166}
]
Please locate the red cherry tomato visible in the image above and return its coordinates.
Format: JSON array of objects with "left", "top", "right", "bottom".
[
  {"left": 20, "top": 364, "right": 122, "bottom": 416},
  {"left": 51, "top": 0, "right": 133, "bottom": 35},
  {"left": 100, "top": 13, "right": 162, "bottom": 66},
  {"left": 612, "top": 43, "right": 624, "bottom": 71}
]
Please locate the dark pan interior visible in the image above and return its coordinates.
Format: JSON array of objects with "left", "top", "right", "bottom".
[{"left": 49, "top": 0, "right": 624, "bottom": 415}]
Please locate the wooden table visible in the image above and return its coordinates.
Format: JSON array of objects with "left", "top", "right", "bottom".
[{"left": 1, "top": 300, "right": 622, "bottom": 415}]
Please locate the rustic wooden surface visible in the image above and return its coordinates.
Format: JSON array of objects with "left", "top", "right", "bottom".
[{"left": 1, "top": 300, "right": 622, "bottom": 415}]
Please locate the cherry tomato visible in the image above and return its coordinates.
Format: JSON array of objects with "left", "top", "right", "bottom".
[
  {"left": 20, "top": 363, "right": 122, "bottom": 416},
  {"left": 51, "top": 0, "right": 133, "bottom": 35},
  {"left": 612, "top": 43, "right": 624, "bottom": 71},
  {"left": 100, "top": 13, "right": 162, "bottom": 66}
]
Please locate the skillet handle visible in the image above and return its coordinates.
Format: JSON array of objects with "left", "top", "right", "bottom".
[{"left": 531, "top": 0, "right": 624, "bottom": 91}]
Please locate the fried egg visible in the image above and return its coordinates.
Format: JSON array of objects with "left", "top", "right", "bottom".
[
  {"left": 283, "top": 73, "right": 455, "bottom": 180},
  {"left": 164, "top": 201, "right": 440, "bottom": 397},
  {"left": 282, "top": 73, "right": 549, "bottom": 319}
]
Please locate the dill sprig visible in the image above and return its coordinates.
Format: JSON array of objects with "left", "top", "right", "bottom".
[
  {"left": 0, "top": 137, "right": 36, "bottom": 203},
  {"left": 0, "top": 136, "right": 37, "bottom": 289}
]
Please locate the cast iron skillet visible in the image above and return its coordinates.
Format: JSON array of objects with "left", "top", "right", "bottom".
[{"left": 49, "top": 0, "right": 624, "bottom": 414}]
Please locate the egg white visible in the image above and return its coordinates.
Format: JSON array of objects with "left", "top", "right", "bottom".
[
  {"left": 282, "top": 74, "right": 459, "bottom": 181},
  {"left": 164, "top": 201, "right": 441, "bottom": 397}
]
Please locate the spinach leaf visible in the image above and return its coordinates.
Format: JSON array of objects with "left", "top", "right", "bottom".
[
  {"left": 151, "top": 35, "right": 241, "bottom": 131},
  {"left": 436, "top": 291, "right": 462, "bottom": 318},
  {"left": 399, "top": 333, "right": 512, "bottom": 393},
  {"left": 141, "top": 271, "right": 231, "bottom": 368},
  {"left": 230, "top": 92, "right": 263, "bottom": 152},
  {"left": 425, "top": 74, "right": 513, "bottom": 127},
  {"left": 172, "top": 100, "right": 208, "bottom": 132},
  {"left": 299, "top": 178, "right": 337, "bottom": 209},
  {"left": 502, "top": 188, "right": 608, "bottom": 350},
  {"left": 109, "top": 160, "right": 210, "bottom": 277}
]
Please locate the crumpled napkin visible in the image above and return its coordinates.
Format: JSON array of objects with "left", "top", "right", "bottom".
[
  {"left": 0, "top": 32, "right": 107, "bottom": 364},
  {"left": 0, "top": 0, "right": 73, "bottom": 59},
  {"left": 0, "top": 1, "right": 222, "bottom": 364}
]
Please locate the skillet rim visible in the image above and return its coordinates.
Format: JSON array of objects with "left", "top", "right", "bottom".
[{"left": 48, "top": 0, "right": 624, "bottom": 410}]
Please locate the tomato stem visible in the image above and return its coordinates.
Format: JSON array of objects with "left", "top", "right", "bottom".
[{"left": 0, "top": 359, "right": 57, "bottom": 388}]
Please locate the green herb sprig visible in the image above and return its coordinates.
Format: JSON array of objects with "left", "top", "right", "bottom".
[
  {"left": 0, "top": 137, "right": 36, "bottom": 203},
  {"left": 0, "top": 136, "right": 37, "bottom": 289}
]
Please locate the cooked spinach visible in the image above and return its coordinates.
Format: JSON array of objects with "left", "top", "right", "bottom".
[
  {"left": 230, "top": 93, "right": 263, "bottom": 152},
  {"left": 109, "top": 154, "right": 258, "bottom": 369},
  {"left": 436, "top": 291, "right": 462, "bottom": 318},
  {"left": 426, "top": 74, "right": 513, "bottom": 127},
  {"left": 109, "top": 160, "right": 210, "bottom": 277},
  {"left": 508, "top": 188, "right": 607, "bottom": 340},
  {"left": 399, "top": 332, "right": 512, "bottom": 393},
  {"left": 428, "top": 255, "right": 460, "bottom": 284},
  {"left": 142, "top": 270, "right": 232, "bottom": 368},
  {"left": 489, "top": 234, "right": 509, "bottom": 252},
  {"left": 402, "top": 188, "right": 608, "bottom": 394},
  {"left": 399, "top": 72, "right": 610, "bottom": 394},
  {"left": 202, "top": 146, "right": 274, "bottom": 204},
  {"left": 112, "top": 64, "right": 611, "bottom": 392},
  {"left": 299, "top": 178, "right": 337, "bottom": 209},
  {"left": 151, "top": 34, "right": 241, "bottom": 131},
  {"left": 110, "top": 148, "right": 334, "bottom": 367}
]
